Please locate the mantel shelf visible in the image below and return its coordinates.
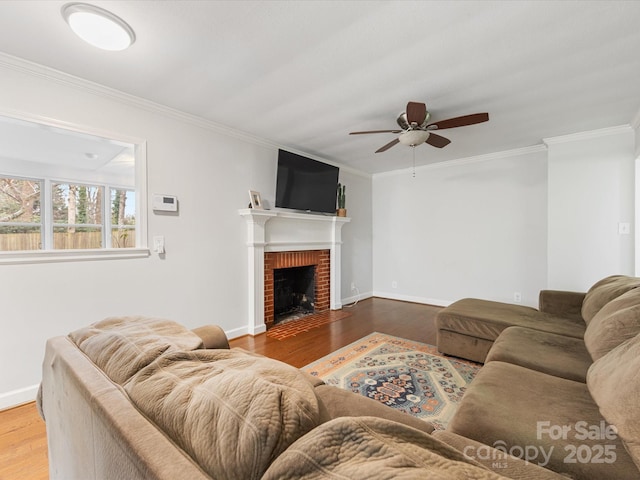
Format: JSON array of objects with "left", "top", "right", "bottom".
[{"left": 238, "top": 208, "right": 351, "bottom": 224}]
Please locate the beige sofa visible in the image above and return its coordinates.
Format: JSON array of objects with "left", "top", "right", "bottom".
[
  {"left": 438, "top": 275, "right": 640, "bottom": 479},
  {"left": 38, "top": 316, "right": 564, "bottom": 479}
]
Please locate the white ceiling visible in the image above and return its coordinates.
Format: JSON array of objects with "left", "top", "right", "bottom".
[{"left": 0, "top": 1, "right": 639, "bottom": 174}]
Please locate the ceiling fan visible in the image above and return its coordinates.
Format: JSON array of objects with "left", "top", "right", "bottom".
[{"left": 349, "top": 101, "right": 489, "bottom": 153}]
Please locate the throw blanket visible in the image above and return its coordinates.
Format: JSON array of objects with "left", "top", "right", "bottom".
[
  {"left": 125, "top": 349, "right": 321, "bottom": 480},
  {"left": 69, "top": 316, "right": 204, "bottom": 384},
  {"left": 262, "top": 416, "right": 509, "bottom": 479}
]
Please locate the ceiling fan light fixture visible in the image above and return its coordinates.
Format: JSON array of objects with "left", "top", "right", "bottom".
[
  {"left": 398, "top": 130, "right": 430, "bottom": 147},
  {"left": 62, "top": 3, "right": 135, "bottom": 51}
]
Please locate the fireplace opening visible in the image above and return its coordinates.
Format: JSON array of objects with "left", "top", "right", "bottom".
[{"left": 274, "top": 265, "right": 316, "bottom": 324}]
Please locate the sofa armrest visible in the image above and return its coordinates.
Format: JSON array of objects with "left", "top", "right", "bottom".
[
  {"left": 432, "top": 430, "right": 567, "bottom": 479},
  {"left": 538, "top": 290, "right": 585, "bottom": 319},
  {"left": 191, "top": 325, "right": 230, "bottom": 349}
]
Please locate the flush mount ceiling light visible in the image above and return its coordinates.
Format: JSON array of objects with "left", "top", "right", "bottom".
[{"left": 62, "top": 3, "right": 135, "bottom": 51}]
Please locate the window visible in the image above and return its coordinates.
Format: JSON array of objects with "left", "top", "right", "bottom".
[
  {"left": 0, "top": 177, "right": 42, "bottom": 251},
  {"left": 53, "top": 182, "right": 104, "bottom": 249},
  {"left": 0, "top": 177, "right": 138, "bottom": 251},
  {"left": 0, "top": 113, "right": 147, "bottom": 262},
  {"left": 111, "top": 188, "right": 136, "bottom": 248}
]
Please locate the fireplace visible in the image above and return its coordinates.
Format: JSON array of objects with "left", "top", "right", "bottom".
[
  {"left": 240, "top": 209, "right": 350, "bottom": 336},
  {"left": 264, "top": 250, "right": 330, "bottom": 329},
  {"left": 273, "top": 265, "right": 315, "bottom": 323}
]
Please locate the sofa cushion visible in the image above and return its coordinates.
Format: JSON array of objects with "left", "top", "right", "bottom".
[
  {"left": 587, "top": 333, "right": 640, "bottom": 470},
  {"left": 448, "top": 361, "right": 639, "bottom": 479},
  {"left": 584, "top": 288, "right": 640, "bottom": 361},
  {"left": 485, "top": 326, "right": 591, "bottom": 382},
  {"left": 125, "top": 349, "right": 321, "bottom": 480},
  {"left": 69, "top": 316, "right": 203, "bottom": 384},
  {"left": 432, "top": 430, "right": 568, "bottom": 479},
  {"left": 581, "top": 275, "right": 640, "bottom": 325},
  {"left": 262, "top": 416, "right": 509, "bottom": 480}
]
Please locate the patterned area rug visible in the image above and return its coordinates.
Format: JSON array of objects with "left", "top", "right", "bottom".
[{"left": 302, "top": 332, "right": 481, "bottom": 430}]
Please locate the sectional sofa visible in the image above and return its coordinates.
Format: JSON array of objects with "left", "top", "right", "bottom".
[
  {"left": 39, "top": 316, "right": 563, "bottom": 479},
  {"left": 437, "top": 275, "right": 640, "bottom": 479},
  {"left": 37, "top": 275, "right": 640, "bottom": 479}
]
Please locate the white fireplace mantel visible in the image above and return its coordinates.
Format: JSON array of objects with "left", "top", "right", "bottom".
[{"left": 239, "top": 209, "right": 350, "bottom": 335}]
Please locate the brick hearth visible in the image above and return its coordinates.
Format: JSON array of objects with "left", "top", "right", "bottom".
[{"left": 264, "top": 250, "right": 330, "bottom": 329}]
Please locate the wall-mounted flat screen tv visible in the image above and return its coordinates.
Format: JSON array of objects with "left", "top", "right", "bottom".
[{"left": 275, "top": 149, "right": 339, "bottom": 214}]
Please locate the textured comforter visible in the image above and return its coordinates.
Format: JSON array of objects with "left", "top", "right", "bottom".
[
  {"left": 262, "top": 416, "right": 509, "bottom": 479},
  {"left": 125, "top": 349, "right": 321, "bottom": 480}
]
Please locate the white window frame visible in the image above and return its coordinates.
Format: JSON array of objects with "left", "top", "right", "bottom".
[{"left": 0, "top": 110, "right": 149, "bottom": 264}]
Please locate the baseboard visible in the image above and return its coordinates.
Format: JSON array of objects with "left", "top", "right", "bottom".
[
  {"left": 372, "top": 291, "right": 453, "bottom": 307},
  {"left": 225, "top": 325, "right": 250, "bottom": 340},
  {"left": 0, "top": 384, "right": 39, "bottom": 411},
  {"left": 342, "top": 290, "right": 373, "bottom": 306}
]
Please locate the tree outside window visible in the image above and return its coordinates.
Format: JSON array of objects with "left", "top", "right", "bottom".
[
  {"left": 0, "top": 176, "right": 136, "bottom": 252},
  {"left": 0, "top": 177, "right": 42, "bottom": 251},
  {"left": 111, "top": 188, "right": 135, "bottom": 248},
  {"left": 53, "top": 183, "right": 103, "bottom": 249}
]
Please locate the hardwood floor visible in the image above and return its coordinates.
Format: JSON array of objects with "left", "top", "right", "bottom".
[
  {"left": 0, "top": 402, "right": 48, "bottom": 480},
  {"left": 0, "top": 297, "right": 441, "bottom": 480},
  {"left": 231, "top": 297, "right": 441, "bottom": 367}
]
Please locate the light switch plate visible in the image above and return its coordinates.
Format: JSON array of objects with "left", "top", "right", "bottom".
[{"left": 153, "top": 235, "right": 165, "bottom": 254}]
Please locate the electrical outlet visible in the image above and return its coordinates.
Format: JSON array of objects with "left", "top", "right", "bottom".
[
  {"left": 514, "top": 292, "right": 522, "bottom": 303},
  {"left": 392, "top": 280, "right": 398, "bottom": 289},
  {"left": 619, "top": 222, "right": 631, "bottom": 235},
  {"left": 351, "top": 282, "right": 356, "bottom": 290}
]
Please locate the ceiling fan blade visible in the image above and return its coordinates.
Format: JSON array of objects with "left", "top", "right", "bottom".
[
  {"left": 349, "top": 129, "right": 401, "bottom": 135},
  {"left": 406, "top": 102, "right": 427, "bottom": 125},
  {"left": 428, "top": 113, "right": 489, "bottom": 130},
  {"left": 375, "top": 138, "right": 400, "bottom": 153},
  {"left": 425, "top": 133, "right": 451, "bottom": 148}
]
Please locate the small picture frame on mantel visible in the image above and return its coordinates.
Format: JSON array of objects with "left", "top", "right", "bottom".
[{"left": 248, "top": 190, "right": 263, "bottom": 209}]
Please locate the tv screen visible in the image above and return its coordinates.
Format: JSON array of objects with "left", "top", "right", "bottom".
[{"left": 275, "top": 149, "right": 339, "bottom": 214}]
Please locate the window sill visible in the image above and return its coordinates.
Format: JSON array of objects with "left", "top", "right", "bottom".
[{"left": 0, "top": 248, "right": 150, "bottom": 265}]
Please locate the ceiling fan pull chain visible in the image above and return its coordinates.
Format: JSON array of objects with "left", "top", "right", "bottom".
[{"left": 412, "top": 146, "right": 416, "bottom": 178}]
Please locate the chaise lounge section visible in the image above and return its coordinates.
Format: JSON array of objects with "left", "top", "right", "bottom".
[{"left": 436, "top": 275, "right": 640, "bottom": 363}]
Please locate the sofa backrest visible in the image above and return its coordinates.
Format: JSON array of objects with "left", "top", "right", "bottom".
[
  {"left": 41, "top": 336, "right": 212, "bottom": 480},
  {"left": 583, "top": 288, "right": 640, "bottom": 361},
  {"left": 587, "top": 332, "right": 640, "bottom": 471},
  {"left": 581, "top": 275, "right": 640, "bottom": 325},
  {"left": 69, "top": 316, "right": 204, "bottom": 384}
]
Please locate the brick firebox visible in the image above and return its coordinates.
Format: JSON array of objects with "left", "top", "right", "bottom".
[{"left": 264, "top": 250, "right": 330, "bottom": 329}]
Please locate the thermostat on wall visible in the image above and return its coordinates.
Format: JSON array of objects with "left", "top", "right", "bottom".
[{"left": 152, "top": 194, "right": 178, "bottom": 212}]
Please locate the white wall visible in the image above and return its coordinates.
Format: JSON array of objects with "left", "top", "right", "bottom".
[
  {"left": 372, "top": 126, "right": 638, "bottom": 309},
  {"left": 372, "top": 148, "right": 548, "bottom": 307},
  {"left": 546, "top": 126, "right": 636, "bottom": 291},
  {"left": 338, "top": 170, "right": 373, "bottom": 303},
  {"left": 0, "top": 59, "right": 372, "bottom": 409}
]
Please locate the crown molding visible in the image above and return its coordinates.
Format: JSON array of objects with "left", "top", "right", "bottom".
[
  {"left": 372, "top": 144, "right": 547, "bottom": 179},
  {"left": 543, "top": 125, "right": 632, "bottom": 145},
  {"left": 0, "top": 52, "right": 370, "bottom": 179}
]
